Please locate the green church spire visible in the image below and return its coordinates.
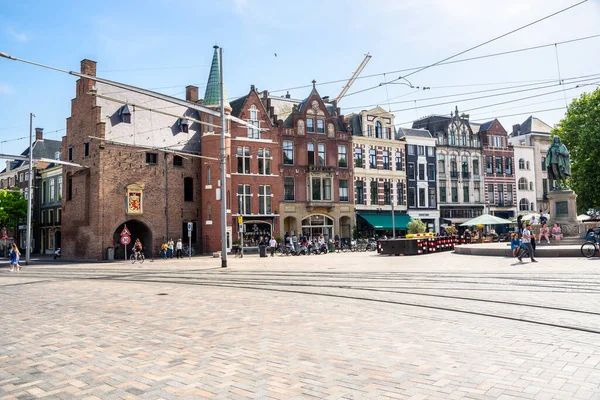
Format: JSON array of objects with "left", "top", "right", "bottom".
[{"left": 203, "top": 46, "right": 230, "bottom": 110}]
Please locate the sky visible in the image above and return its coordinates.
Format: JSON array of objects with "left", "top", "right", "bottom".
[{"left": 1, "top": 0, "right": 599, "bottom": 166}]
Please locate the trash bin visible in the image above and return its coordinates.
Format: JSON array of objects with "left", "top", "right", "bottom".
[
  {"left": 106, "top": 247, "right": 114, "bottom": 260},
  {"left": 328, "top": 244, "right": 335, "bottom": 253},
  {"left": 259, "top": 245, "right": 267, "bottom": 258}
]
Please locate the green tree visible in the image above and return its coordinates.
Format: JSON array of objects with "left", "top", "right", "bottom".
[
  {"left": 553, "top": 88, "right": 600, "bottom": 213},
  {"left": 407, "top": 219, "right": 426, "bottom": 234},
  {"left": 0, "top": 188, "right": 28, "bottom": 234}
]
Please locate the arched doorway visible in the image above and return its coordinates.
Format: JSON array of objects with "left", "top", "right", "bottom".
[
  {"left": 113, "top": 220, "right": 152, "bottom": 260},
  {"left": 302, "top": 214, "right": 334, "bottom": 242},
  {"left": 339, "top": 216, "right": 351, "bottom": 241},
  {"left": 283, "top": 216, "right": 297, "bottom": 237},
  {"left": 54, "top": 230, "right": 61, "bottom": 250}
]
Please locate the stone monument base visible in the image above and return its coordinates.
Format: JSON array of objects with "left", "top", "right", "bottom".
[{"left": 547, "top": 189, "right": 579, "bottom": 237}]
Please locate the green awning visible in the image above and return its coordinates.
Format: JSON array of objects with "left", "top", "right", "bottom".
[{"left": 358, "top": 213, "right": 412, "bottom": 230}]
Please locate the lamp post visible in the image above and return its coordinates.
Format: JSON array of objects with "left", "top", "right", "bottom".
[
  {"left": 218, "top": 47, "right": 227, "bottom": 268},
  {"left": 25, "top": 112, "right": 35, "bottom": 265}
]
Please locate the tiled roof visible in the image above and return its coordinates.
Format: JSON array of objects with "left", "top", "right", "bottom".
[
  {"left": 478, "top": 120, "right": 495, "bottom": 132},
  {"left": 1, "top": 138, "right": 61, "bottom": 173},
  {"left": 229, "top": 95, "right": 248, "bottom": 118},
  {"left": 348, "top": 114, "right": 362, "bottom": 136},
  {"left": 519, "top": 115, "right": 552, "bottom": 135},
  {"left": 267, "top": 96, "right": 299, "bottom": 127},
  {"left": 203, "top": 46, "right": 231, "bottom": 110}
]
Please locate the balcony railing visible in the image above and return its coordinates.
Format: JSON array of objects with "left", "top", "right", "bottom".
[
  {"left": 450, "top": 171, "right": 459, "bottom": 179},
  {"left": 472, "top": 174, "right": 480, "bottom": 181},
  {"left": 462, "top": 172, "right": 470, "bottom": 179}
]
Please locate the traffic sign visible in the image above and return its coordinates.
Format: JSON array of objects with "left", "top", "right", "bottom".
[
  {"left": 120, "top": 226, "right": 131, "bottom": 236},
  {"left": 187, "top": 222, "right": 193, "bottom": 232},
  {"left": 1, "top": 233, "right": 9, "bottom": 241},
  {"left": 120, "top": 235, "right": 131, "bottom": 245}
]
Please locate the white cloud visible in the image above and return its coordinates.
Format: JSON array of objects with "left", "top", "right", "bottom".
[
  {"left": 6, "top": 27, "right": 28, "bottom": 42},
  {"left": 0, "top": 83, "right": 15, "bottom": 95}
]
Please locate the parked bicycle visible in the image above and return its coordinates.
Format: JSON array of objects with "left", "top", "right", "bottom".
[
  {"left": 182, "top": 245, "right": 195, "bottom": 257},
  {"left": 581, "top": 235, "right": 599, "bottom": 258}
]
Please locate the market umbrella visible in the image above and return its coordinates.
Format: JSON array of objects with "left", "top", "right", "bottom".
[
  {"left": 460, "top": 214, "right": 514, "bottom": 226},
  {"left": 577, "top": 214, "right": 592, "bottom": 221},
  {"left": 521, "top": 213, "right": 541, "bottom": 221}
]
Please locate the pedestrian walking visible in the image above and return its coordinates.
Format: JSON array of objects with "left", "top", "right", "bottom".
[
  {"left": 516, "top": 215, "right": 523, "bottom": 234},
  {"left": 269, "top": 237, "right": 277, "bottom": 257},
  {"left": 9, "top": 243, "right": 21, "bottom": 272},
  {"left": 161, "top": 241, "right": 168, "bottom": 259},
  {"left": 176, "top": 238, "right": 183, "bottom": 259},
  {"left": 167, "top": 238, "right": 174, "bottom": 259},
  {"left": 518, "top": 224, "right": 537, "bottom": 263}
]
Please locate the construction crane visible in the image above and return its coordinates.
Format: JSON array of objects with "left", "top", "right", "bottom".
[{"left": 334, "top": 53, "right": 372, "bottom": 104}]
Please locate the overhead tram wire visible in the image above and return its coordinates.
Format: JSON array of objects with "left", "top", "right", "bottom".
[
  {"left": 385, "top": 76, "right": 600, "bottom": 115},
  {"left": 470, "top": 106, "right": 568, "bottom": 122},
  {"left": 341, "top": 73, "right": 600, "bottom": 111},
  {"left": 401, "top": 0, "right": 589, "bottom": 80},
  {"left": 255, "top": 32, "right": 600, "bottom": 98},
  {"left": 393, "top": 79, "right": 600, "bottom": 126}
]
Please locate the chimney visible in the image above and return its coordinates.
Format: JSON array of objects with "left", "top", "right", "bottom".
[
  {"left": 186, "top": 85, "right": 199, "bottom": 102},
  {"left": 512, "top": 124, "right": 520, "bottom": 136},
  {"left": 80, "top": 59, "right": 97, "bottom": 76},
  {"left": 250, "top": 84, "right": 255, "bottom": 91},
  {"left": 285, "top": 91, "right": 291, "bottom": 99},
  {"left": 35, "top": 127, "right": 44, "bottom": 142},
  {"left": 5, "top": 160, "right": 11, "bottom": 172}
]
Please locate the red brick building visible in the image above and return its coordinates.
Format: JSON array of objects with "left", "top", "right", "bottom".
[
  {"left": 478, "top": 119, "right": 517, "bottom": 220},
  {"left": 267, "top": 83, "right": 354, "bottom": 241}
]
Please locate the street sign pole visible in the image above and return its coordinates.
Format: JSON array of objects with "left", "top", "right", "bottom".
[
  {"left": 187, "top": 222, "right": 193, "bottom": 260},
  {"left": 238, "top": 216, "right": 243, "bottom": 258}
]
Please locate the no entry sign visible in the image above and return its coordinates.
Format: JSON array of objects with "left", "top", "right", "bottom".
[{"left": 120, "top": 235, "right": 131, "bottom": 245}]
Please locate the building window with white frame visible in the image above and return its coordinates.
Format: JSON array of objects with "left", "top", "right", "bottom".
[
  {"left": 429, "top": 187, "right": 436, "bottom": 208},
  {"left": 338, "top": 145, "right": 348, "bottom": 168},
  {"left": 50, "top": 179, "right": 55, "bottom": 202},
  {"left": 427, "top": 146, "right": 434, "bottom": 157},
  {"left": 258, "top": 148, "right": 271, "bottom": 175},
  {"left": 248, "top": 105, "right": 260, "bottom": 139},
  {"left": 307, "top": 118, "right": 315, "bottom": 133},
  {"left": 519, "top": 198, "right": 529, "bottom": 211},
  {"left": 318, "top": 144, "right": 326, "bottom": 166},
  {"left": 395, "top": 151, "right": 403, "bottom": 171},
  {"left": 474, "top": 182, "right": 481, "bottom": 202},
  {"left": 284, "top": 177, "right": 295, "bottom": 201},
  {"left": 356, "top": 180, "right": 364, "bottom": 204},
  {"left": 58, "top": 176, "right": 62, "bottom": 200},
  {"left": 317, "top": 119, "right": 325, "bottom": 134},
  {"left": 354, "top": 147, "right": 364, "bottom": 168},
  {"left": 258, "top": 185, "right": 272, "bottom": 214},
  {"left": 310, "top": 176, "right": 332, "bottom": 201},
  {"left": 237, "top": 146, "right": 251, "bottom": 174},
  {"left": 383, "top": 182, "right": 391, "bottom": 205},
  {"left": 369, "top": 149, "right": 376, "bottom": 169},
  {"left": 375, "top": 121, "right": 383, "bottom": 139},
  {"left": 283, "top": 140, "right": 294, "bottom": 165},
  {"left": 308, "top": 143, "right": 315, "bottom": 165},
  {"left": 237, "top": 184, "right": 251, "bottom": 214},
  {"left": 339, "top": 179, "right": 349, "bottom": 202},
  {"left": 382, "top": 150, "right": 390, "bottom": 170},
  {"left": 397, "top": 182, "right": 404, "bottom": 205}
]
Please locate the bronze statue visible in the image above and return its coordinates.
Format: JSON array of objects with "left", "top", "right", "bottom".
[{"left": 545, "top": 136, "right": 571, "bottom": 190}]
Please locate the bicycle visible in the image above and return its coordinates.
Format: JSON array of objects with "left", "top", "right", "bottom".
[
  {"left": 182, "top": 245, "right": 196, "bottom": 257},
  {"left": 581, "top": 236, "right": 599, "bottom": 258},
  {"left": 130, "top": 251, "right": 145, "bottom": 264}
]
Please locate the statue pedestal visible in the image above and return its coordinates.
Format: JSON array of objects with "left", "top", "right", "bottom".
[{"left": 547, "top": 189, "right": 579, "bottom": 237}]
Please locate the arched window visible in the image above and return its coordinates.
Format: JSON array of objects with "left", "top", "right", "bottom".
[
  {"left": 207, "top": 167, "right": 211, "bottom": 185},
  {"left": 526, "top": 161, "right": 530, "bottom": 170},
  {"left": 518, "top": 158, "right": 525, "bottom": 169},
  {"left": 184, "top": 177, "right": 193, "bottom": 202},
  {"left": 519, "top": 198, "right": 529, "bottom": 211},
  {"left": 518, "top": 178, "right": 528, "bottom": 190},
  {"left": 375, "top": 121, "right": 383, "bottom": 139}
]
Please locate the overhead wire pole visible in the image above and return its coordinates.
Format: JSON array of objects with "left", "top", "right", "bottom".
[
  {"left": 25, "top": 113, "right": 34, "bottom": 265},
  {"left": 219, "top": 46, "right": 227, "bottom": 268}
]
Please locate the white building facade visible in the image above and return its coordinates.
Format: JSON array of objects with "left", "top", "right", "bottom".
[{"left": 512, "top": 145, "right": 537, "bottom": 213}]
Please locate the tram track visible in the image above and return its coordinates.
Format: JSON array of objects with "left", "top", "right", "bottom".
[{"left": 3, "top": 268, "right": 599, "bottom": 336}]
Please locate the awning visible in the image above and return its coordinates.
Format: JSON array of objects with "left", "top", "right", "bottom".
[{"left": 358, "top": 213, "right": 412, "bottom": 230}]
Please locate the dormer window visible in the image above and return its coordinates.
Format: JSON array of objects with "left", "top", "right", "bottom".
[
  {"left": 306, "top": 118, "right": 314, "bottom": 133},
  {"left": 119, "top": 105, "right": 132, "bottom": 123},
  {"left": 54, "top": 151, "right": 61, "bottom": 160},
  {"left": 375, "top": 121, "right": 383, "bottom": 139},
  {"left": 178, "top": 118, "right": 189, "bottom": 133},
  {"left": 247, "top": 105, "right": 259, "bottom": 139}
]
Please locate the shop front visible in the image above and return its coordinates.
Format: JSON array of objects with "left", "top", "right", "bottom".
[
  {"left": 357, "top": 211, "right": 412, "bottom": 238},
  {"left": 239, "top": 219, "right": 275, "bottom": 248},
  {"left": 301, "top": 214, "right": 334, "bottom": 242}
]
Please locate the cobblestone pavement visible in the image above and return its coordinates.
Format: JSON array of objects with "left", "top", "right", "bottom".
[{"left": 1, "top": 252, "right": 600, "bottom": 399}]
